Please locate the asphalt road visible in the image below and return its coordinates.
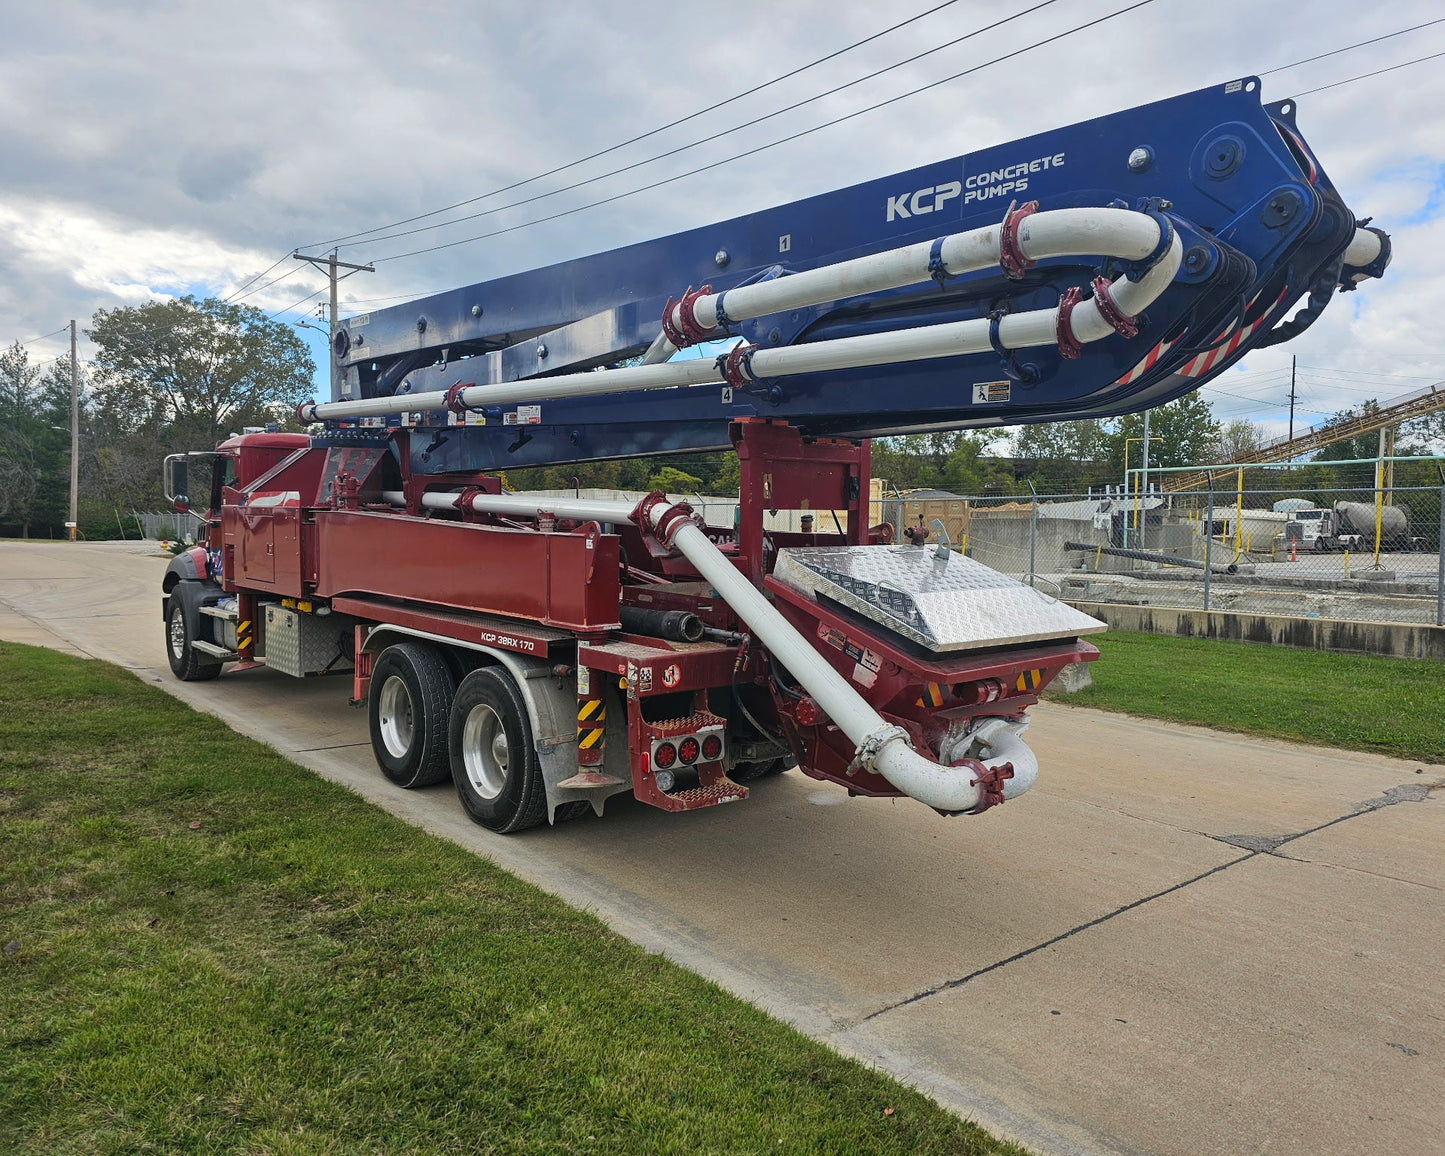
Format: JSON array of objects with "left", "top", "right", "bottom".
[{"left": 2, "top": 540, "right": 1441, "bottom": 1156}]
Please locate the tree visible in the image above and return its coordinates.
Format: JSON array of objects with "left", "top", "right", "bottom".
[
  {"left": 1104, "top": 392, "right": 1220, "bottom": 476},
  {"left": 1212, "top": 418, "right": 1267, "bottom": 463},
  {"left": 646, "top": 465, "right": 704, "bottom": 494},
  {"left": 0, "top": 343, "right": 78, "bottom": 537},
  {"left": 872, "top": 431, "right": 1009, "bottom": 493},
  {"left": 0, "top": 342, "right": 42, "bottom": 533},
  {"left": 88, "top": 296, "right": 314, "bottom": 447},
  {"left": 1313, "top": 400, "right": 1386, "bottom": 463},
  {"left": 1012, "top": 419, "right": 1111, "bottom": 491}
]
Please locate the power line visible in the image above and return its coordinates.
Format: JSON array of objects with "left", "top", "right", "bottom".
[
  {"left": 1258, "top": 17, "right": 1445, "bottom": 78},
  {"left": 7, "top": 325, "right": 70, "bottom": 348},
  {"left": 222, "top": 251, "right": 296, "bottom": 303},
  {"left": 370, "top": 0, "right": 1159, "bottom": 264},
  {"left": 340, "top": 0, "right": 1066, "bottom": 252},
  {"left": 297, "top": 12, "right": 1441, "bottom": 309},
  {"left": 1290, "top": 49, "right": 1445, "bottom": 98},
  {"left": 311, "top": 9, "right": 1434, "bottom": 271},
  {"left": 268, "top": 286, "right": 329, "bottom": 321},
  {"left": 1202, "top": 384, "right": 1291, "bottom": 404},
  {"left": 228, "top": 263, "right": 311, "bottom": 306},
  {"left": 1296, "top": 364, "right": 1445, "bottom": 381},
  {"left": 301, "top": 0, "right": 969, "bottom": 251}
]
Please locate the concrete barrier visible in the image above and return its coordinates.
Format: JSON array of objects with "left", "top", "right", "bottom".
[{"left": 1066, "top": 600, "right": 1445, "bottom": 661}]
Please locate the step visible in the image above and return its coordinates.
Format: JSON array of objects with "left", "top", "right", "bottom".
[
  {"left": 192, "top": 640, "right": 240, "bottom": 660},
  {"left": 199, "top": 604, "right": 238, "bottom": 621}
]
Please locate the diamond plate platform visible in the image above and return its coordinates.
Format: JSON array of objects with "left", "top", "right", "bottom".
[{"left": 772, "top": 545, "right": 1106, "bottom": 652}]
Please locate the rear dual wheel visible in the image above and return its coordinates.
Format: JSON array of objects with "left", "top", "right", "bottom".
[
  {"left": 368, "top": 642, "right": 456, "bottom": 788},
  {"left": 367, "top": 647, "right": 565, "bottom": 833},
  {"left": 448, "top": 668, "right": 549, "bottom": 833}
]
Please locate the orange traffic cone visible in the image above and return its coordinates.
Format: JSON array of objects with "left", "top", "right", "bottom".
[{"left": 1290, "top": 541, "right": 1297, "bottom": 562}]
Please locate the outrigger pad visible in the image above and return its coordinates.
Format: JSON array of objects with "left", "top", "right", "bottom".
[{"left": 773, "top": 546, "right": 1105, "bottom": 653}]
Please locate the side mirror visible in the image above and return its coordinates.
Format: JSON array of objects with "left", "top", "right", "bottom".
[{"left": 163, "top": 455, "right": 190, "bottom": 513}]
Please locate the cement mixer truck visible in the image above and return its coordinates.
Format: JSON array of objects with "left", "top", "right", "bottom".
[
  {"left": 161, "top": 80, "right": 1390, "bottom": 833},
  {"left": 1285, "top": 501, "right": 1418, "bottom": 553}
]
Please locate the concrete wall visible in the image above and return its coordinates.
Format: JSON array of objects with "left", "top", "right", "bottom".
[
  {"left": 965, "top": 512, "right": 1094, "bottom": 575},
  {"left": 1067, "top": 599, "right": 1445, "bottom": 661}
]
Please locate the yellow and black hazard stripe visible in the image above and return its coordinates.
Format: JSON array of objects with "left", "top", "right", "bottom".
[
  {"left": 236, "top": 619, "right": 254, "bottom": 654},
  {"left": 576, "top": 697, "right": 606, "bottom": 750},
  {"left": 1015, "top": 668, "right": 1042, "bottom": 693},
  {"left": 915, "top": 682, "right": 946, "bottom": 709}
]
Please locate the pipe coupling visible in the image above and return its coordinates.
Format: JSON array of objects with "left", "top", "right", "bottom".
[{"left": 849, "top": 724, "right": 912, "bottom": 774}]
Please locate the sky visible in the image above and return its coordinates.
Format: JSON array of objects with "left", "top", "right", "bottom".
[{"left": 2, "top": 0, "right": 1443, "bottom": 450}]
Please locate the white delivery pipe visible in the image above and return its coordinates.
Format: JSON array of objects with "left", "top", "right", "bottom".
[
  {"left": 382, "top": 487, "right": 1031, "bottom": 812},
  {"left": 680, "top": 207, "right": 1164, "bottom": 332},
  {"left": 1341, "top": 225, "right": 1390, "bottom": 289},
  {"left": 645, "top": 207, "right": 1166, "bottom": 363},
  {"left": 302, "top": 209, "right": 1182, "bottom": 424},
  {"left": 1342, "top": 226, "right": 1385, "bottom": 268}
]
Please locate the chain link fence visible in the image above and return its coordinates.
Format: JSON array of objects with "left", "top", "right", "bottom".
[
  {"left": 134, "top": 511, "right": 196, "bottom": 541},
  {"left": 878, "top": 480, "right": 1445, "bottom": 628},
  {"left": 133, "top": 465, "right": 1445, "bottom": 628}
]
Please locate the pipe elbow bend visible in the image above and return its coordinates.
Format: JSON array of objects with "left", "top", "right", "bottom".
[
  {"left": 972, "top": 717, "right": 1038, "bottom": 801},
  {"left": 869, "top": 717, "right": 1038, "bottom": 814}
]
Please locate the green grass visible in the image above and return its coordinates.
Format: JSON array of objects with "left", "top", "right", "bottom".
[
  {"left": 0, "top": 642, "right": 1022, "bottom": 1156},
  {"left": 1050, "top": 631, "right": 1445, "bottom": 763}
]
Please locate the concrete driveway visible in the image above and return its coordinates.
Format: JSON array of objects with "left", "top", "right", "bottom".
[{"left": 2, "top": 540, "right": 1440, "bottom": 1155}]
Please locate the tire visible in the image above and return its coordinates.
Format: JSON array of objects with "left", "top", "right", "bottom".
[
  {"left": 368, "top": 642, "right": 456, "bottom": 788},
  {"left": 165, "top": 598, "right": 222, "bottom": 682},
  {"left": 731, "top": 756, "right": 794, "bottom": 783},
  {"left": 449, "top": 667, "right": 547, "bottom": 833}
]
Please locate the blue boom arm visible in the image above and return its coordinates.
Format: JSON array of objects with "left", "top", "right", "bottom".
[{"left": 323, "top": 79, "right": 1387, "bottom": 474}]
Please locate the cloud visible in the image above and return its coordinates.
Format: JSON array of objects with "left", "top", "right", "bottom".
[{"left": 1, "top": 0, "right": 1442, "bottom": 417}]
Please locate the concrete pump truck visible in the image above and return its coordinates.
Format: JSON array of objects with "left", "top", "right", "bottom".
[{"left": 161, "top": 80, "right": 1390, "bottom": 832}]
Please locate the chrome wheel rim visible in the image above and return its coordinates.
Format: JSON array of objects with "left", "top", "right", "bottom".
[
  {"left": 462, "top": 703, "right": 508, "bottom": 800},
  {"left": 168, "top": 610, "right": 186, "bottom": 659},
  {"left": 377, "top": 675, "right": 415, "bottom": 760}
]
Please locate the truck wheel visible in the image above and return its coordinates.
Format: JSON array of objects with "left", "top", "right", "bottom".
[
  {"left": 369, "top": 642, "right": 456, "bottom": 788},
  {"left": 449, "top": 667, "right": 547, "bottom": 833},
  {"left": 166, "top": 599, "right": 222, "bottom": 682}
]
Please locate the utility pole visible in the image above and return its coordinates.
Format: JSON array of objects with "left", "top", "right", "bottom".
[
  {"left": 292, "top": 249, "right": 373, "bottom": 399},
  {"left": 1288, "top": 355, "right": 1297, "bottom": 443},
  {"left": 68, "top": 320, "right": 78, "bottom": 542}
]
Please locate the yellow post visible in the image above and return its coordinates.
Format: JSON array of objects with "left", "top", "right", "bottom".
[
  {"left": 1373, "top": 456, "right": 1384, "bottom": 570},
  {"left": 1234, "top": 467, "right": 1244, "bottom": 559}
]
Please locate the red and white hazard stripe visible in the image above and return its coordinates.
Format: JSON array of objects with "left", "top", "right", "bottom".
[
  {"left": 1178, "top": 287, "right": 1289, "bottom": 379},
  {"left": 1114, "top": 337, "right": 1176, "bottom": 385}
]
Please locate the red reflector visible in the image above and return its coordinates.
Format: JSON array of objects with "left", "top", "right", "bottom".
[
  {"left": 678, "top": 736, "right": 701, "bottom": 765},
  {"left": 654, "top": 741, "right": 677, "bottom": 768},
  {"left": 701, "top": 734, "right": 723, "bottom": 761}
]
